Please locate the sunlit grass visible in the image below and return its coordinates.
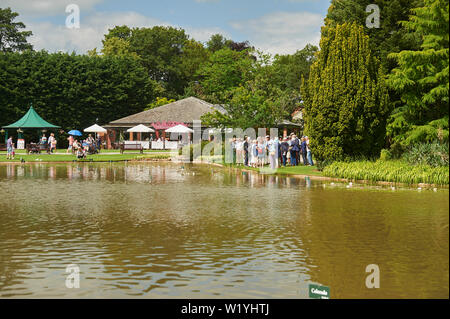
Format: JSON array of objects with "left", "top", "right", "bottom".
[
  {"left": 222, "top": 163, "right": 323, "bottom": 176},
  {"left": 323, "top": 160, "right": 449, "bottom": 185}
]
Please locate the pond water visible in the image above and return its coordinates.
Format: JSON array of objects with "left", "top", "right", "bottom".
[{"left": 0, "top": 163, "right": 448, "bottom": 298}]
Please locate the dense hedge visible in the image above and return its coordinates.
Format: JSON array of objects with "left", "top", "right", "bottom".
[{"left": 0, "top": 51, "right": 156, "bottom": 142}]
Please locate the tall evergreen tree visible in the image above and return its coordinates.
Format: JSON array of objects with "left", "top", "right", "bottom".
[
  {"left": 387, "top": 0, "right": 449, "bottom": 149},
  {"left": 302, "top": 22, "right": 390, "bottom": 162}
]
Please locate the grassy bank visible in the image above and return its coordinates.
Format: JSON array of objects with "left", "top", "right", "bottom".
[
  {"left": 221, "top": 163, "right": 323, "bottom": 176},
  {"left": 322, "top": 160, "right": 449, "bottom": 185}
]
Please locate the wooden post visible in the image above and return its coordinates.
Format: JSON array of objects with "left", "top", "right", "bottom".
[
  {"left": 106, "top": 130, "right": 111, "bottom": 149},
  {"left": 130, "top": 132, "right": 134, "bottom": 141}
]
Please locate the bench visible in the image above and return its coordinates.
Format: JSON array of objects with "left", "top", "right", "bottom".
[
  {"left": 112, "top": 142, "right": 121, "bottom": 150},
  {"left": 119, "top": 143, "right": 143, "bottom": 154},
  {"left": 0, "top": 144, "right": 6, "bottom": 151},
  {"left": 26, "top": 143, "right": 50, "bottom": 154}
]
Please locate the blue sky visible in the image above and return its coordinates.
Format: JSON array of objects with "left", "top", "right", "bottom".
[{"left": 3, "top": 0, "right": 331, "bottom": 55}]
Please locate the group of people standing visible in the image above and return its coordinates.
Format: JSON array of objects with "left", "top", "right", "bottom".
[
  {"left": 3, "top": 132, "right": 103, "bottom": 160},
  {"left": 67, "top": 134, "right": 99, "bottom": 158},
  {"left": 39, "top": 133, "right": 57, "bottom": 153},
  {"left": 230, "top": 133, "right": 314, "bottom": 169}
]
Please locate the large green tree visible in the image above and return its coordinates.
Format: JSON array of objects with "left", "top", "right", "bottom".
[
  {"left": 102, "top": 26, "right": 210, "bottom": 99},
  {"left": 197, "top": 45, "right": 319, "bottom": 126},
  {"left": 271, "top": 44, "right": 318, "bottom": 93},
  {"left": 101, "top": 36, "right": 139, "bottom": 59},
  {"left": 301, "top": 22, "right": 390, "bottom": 162},
  {"left": 188, "top": 47, "right": 255, "bottom": 104},
  {"left": 200, "top": 51, "right": 296, "bottom": 129},
  {"left": 324, "top": 0, "right": 423, "bottom": 72},
  {"left": 206, "top": 34, "right": 232, "bottom": 53},
  {"left": 206, "top": 33, "right": 253, "bottom": 53},
  {"left": 0, "top": 7, "right": 32, "bottom": 52},
  {"left": 386, "top": 0, "right": 449, "bottom": 149},
  {"left": 128, "top": 26, "right": 188, "bottom": 96}
]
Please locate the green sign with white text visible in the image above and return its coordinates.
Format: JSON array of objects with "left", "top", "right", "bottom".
[{"left": 309, "top": 284, "right": 330, "bottom": 299}]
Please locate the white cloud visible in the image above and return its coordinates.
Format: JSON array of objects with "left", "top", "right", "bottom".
[
  {"left": 2, "top": 0, "right": 104, "bottom": 16},
  {"left": 24, "top": 11, "right": 228, "bottom": 53},
  {"left": 186, "top": 27, "right": 230, "bottom": 43},
  {"left": 230, "top": 11, "right": 323, "bottom": 55},
  {"left": 26, "top": 11, "right": 166, "bottom": 53}
]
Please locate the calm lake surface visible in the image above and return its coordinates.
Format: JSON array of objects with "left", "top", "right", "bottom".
[{"left": 0, "top": 162, "right": 448, "bottom": 298}]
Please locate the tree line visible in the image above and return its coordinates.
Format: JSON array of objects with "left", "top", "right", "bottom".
[
  {"left": 0, "top": 1, "right": 448, "bottom": 163},
  {"left": 0, "top": 6, "right": 317, "bottom": 141}
]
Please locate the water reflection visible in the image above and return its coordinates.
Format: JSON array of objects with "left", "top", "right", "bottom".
[{"left": 0, "top": 163, "right": 448, "bottom": 298}]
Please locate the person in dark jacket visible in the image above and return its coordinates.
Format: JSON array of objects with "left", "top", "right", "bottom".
[
  {"left": 290, "top": 135, "right": 300, "bottom": 166},
  {"left": 243, "top": 137, "right": 249, "bottom": 166},
  {"left": 280, "top": 138, "right": 290, "bottom": 167},
  {"left": 278, "top": 136, "right": 283, "bottom": 164},
  {"left": 301, "top": 137, "right": 308, "bottom": 165}
]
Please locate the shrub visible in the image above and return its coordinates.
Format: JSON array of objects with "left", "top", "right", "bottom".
[
  {"left": 316, "top": 159, "right": 332, "bottom": 171},
  {"left": 379, "top": 149, "right": 392, "bottom": 161},
  {"left": 402, "top": 141, "right": 449, "bottom": 167}
]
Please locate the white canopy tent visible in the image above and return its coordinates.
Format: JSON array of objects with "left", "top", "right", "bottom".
[
  {"left": 84, "top": 124, "right": 107, "bottom": 133},
  {"left": 83, "top": 124, "right": 107, "bottom": 151},
  {"left": 165, "top": 124, "right": 194, "bottom": 133},
  {"left": 164, "top": 124, "right": 193, "bottom": 149},
  {"left": 126, "top": 124, "right": 155, "bottom": 150},
  {"left": 126, "top": 124, "right": 155, "bottom": 133}
]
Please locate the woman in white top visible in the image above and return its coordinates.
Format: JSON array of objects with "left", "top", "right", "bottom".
[
  {"left": 250, "top": 140, "right": 258, "bottom": 167},
  {"left": 235, "top": 138, "right": 244, "bottom": 165}
]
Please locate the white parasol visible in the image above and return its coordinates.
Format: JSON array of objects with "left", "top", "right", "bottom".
[{"left": 127, "top": 124, "right": 155, "bottom": 133}]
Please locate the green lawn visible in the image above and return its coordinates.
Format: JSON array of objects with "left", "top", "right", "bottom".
[
  {"left": 223, "top": 163, "right": 323, "bottom": 176},
  {"left": 274, "top": 165, "right": 323, "bottom": 176}
]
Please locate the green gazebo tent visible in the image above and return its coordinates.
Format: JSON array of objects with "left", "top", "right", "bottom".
[{"left": 2, "top": 105, "right": 60, "bottom": 143}]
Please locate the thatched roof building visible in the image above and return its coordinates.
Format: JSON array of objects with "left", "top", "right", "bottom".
[{"left": 105, "top": 97, "right": 226, "bottom": 129}]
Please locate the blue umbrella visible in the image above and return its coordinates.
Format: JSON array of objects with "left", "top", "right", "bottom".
[{"left": 68, "top": 130, "right": 82, "bottom": 136}]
